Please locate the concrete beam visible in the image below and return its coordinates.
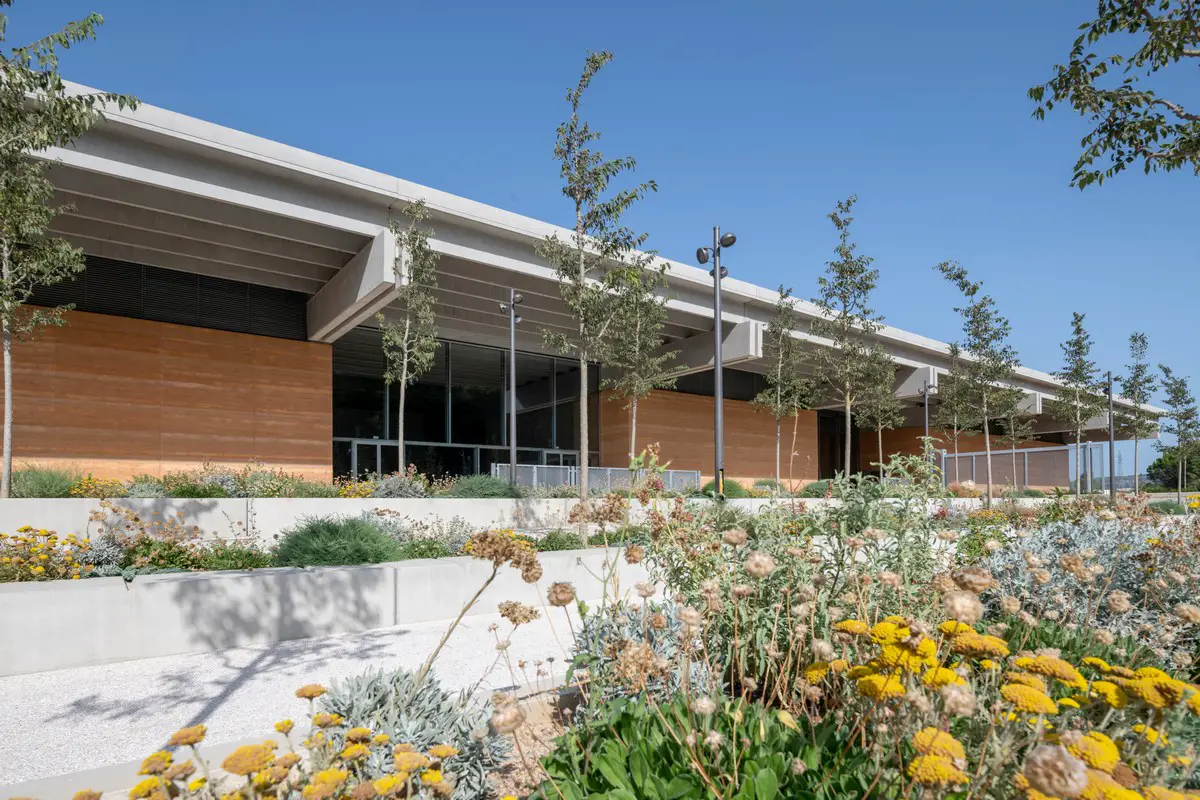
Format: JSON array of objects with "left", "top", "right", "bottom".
[
  {"left": 895, "top": 366, "right": 936, "bottom": 400},
  {"left": 307, "top": 229, "right": 397, "bottom": 343},
  {"left": 660, "top": 320, "right": 763, "bottom": 377}
]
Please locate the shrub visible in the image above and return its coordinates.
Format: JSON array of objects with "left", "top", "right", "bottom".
[
  {"left": 799, "top": 479, "right": 832, "bottom": 498},
  {"left": 286, "top": 479, "right": 340, "bottom": 498},
  {"left": 69, "top": 475, "right": 129, "bottom": 498},
  {"left": 197, "top": 540, "right": 273, "bottom": 571},
  {"left": 273, "top": 516, "right": 403, "bottom": 567},
  {"left": 536, "top": 529, "right": 585, "bottom": 551},
  {"left": 125, "top": 477, "right": 165, "bottom": 498},
  {"left": 698, "top": 477, "right": 748, "bottom": 498},
  {"left": 1150, "top": 499, "right": 1188, "bottom": 515},
  {"left": 320, "top": 667, "right": 508, "bottom": 800},
  {"left": 87, "top": 532, "right": 126, "bottom": 569},
  {"left": 371, "top": 472, "right": 429, "bottom": 498},
  {"left": 0, "top": 527, "right": 93, "bottom": 581},
  {"left": 587, "top": 525, "right": 648, "bottom": 547},
  {"left": 123, "top": 537, "right": 203, "bottom": 570},
  {"left": 1004, "top": 487, "right": 1047, "bottom": 498},
  {"left": 446, "top": 474, "right": 520, "bottom": 498},
  {"left": 398, "top": 538, "right": 453, "bottom": 560},
  {"left": 368, "top": 510, "right": 476, "bottom": 554},
  {"left": 10, "top": 465, "right": 80, "bottom": 498},
  {"left": 169, "top": 481, "right": 229, "bottom": 498}
]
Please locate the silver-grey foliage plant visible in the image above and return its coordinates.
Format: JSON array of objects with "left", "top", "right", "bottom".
[{"left": 320, "top": 667, "right": 507, "bottom": 800}]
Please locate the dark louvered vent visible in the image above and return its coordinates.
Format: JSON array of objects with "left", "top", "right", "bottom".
[{"left": 29, "top": 255, "right": 309, "bottom": 341}]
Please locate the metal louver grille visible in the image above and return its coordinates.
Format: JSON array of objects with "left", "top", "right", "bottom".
[{"left": 29, "top": 255, "right": 309, "bottom": 341}]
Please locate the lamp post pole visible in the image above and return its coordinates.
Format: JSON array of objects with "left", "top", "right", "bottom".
[
  {"left": 500, "top": 289, "right": 523, "bottom": 484},
  {"left": 697, "top": 228, "right": 736, "bottom": 498},
  {"left": 1107, "top": 370, "right": 1116, "bottom": 506}
]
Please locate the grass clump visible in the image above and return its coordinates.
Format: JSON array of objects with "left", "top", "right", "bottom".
[
  {"left": 699, "top": 477, "right": 748, "bottom": 498},
  {"left": 446, "top": 474, "right": 521, "bottom": 498},
  {"left": 10, "top": 465, "right": 81, "bottom": 498},
  {"left": 536, "top": 529, "right": 585, "bottom": 551},
  {"left": 273, "top": 516, "right": 403, "bottom": 567}
]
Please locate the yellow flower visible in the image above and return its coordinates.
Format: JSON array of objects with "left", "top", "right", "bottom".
[
  {"left": 345, "top": 726, "right": 373, "bottom": 743},
  {"left": 310, "top": 768, "right": 349, "bottom": 788},
  {"left": 1082, "top": 768, "right": 1143, "bottom": 800},
  {"left": 420, "top": 769, "right": 444, "bottom": 785},
  {"left": 1188, "top": 691, "right": 1200, "bottom": 716},
  {"left": 372, "top": 733, "right": 391, "bottom": 746},
  {"left": 1063, "top": 731, "right": 1121, "bottom": 773},
  {"left": 1013, "top": 773, "right": 1058, "bottom": 800},
  {"left": 951, "top": 632, "right": 1010, "bottom": 658},
  {"left": 1025, "top": 656, "right": 1088, "bottom": 691},
  {"left": 847, "top": 665, "right": 876, "bottom": 679},
  {"left": 870, "top": 621, "right": 907, "bottom": 645},
  {"left": 1090, "top": 680, "right": 1129, "bottom": 710},
  {"left": 374, "top": 775, "right": 406, "bottom": 796},
  {"left": 1005, "top": 672, "right": 1049, "bottom": 693},
  {"left": 878, "top": 638, "right": 938, "bottom": 673},
  {"left": 394, "top": 751, "right": 430, "bottom": 772},
  {"left": 1132, "top": 723, "right": 1168, "bottom": 746},
  {"left": 252, "top": 766, "right": 291, "bottom": 790},
  {"left": 276, "top": 753, "right": 302, "bottom": 770},
  {"left": 830, "top": 658, "right": 849, "bottom": 673},
  {"left": 221, "top": 744, "right": 274, "bottom": 776},
  {"left": 1143, "top": 787, "right": 1189, "bottom": 800},
  {"left": 1000, "top": 683, "right": 1059, "bottom": 715},
  {"left": 167, "top": 724, "right": 206, "bottom": 747},
  {"left": 427, "top": 743, "right": 459, "bottom": 761},
  {"left": 275, "top": 719, "right": 295, "bottom": 735},
  {"left": 311, "top": 712, "right": 344, "bottom": 728},
  {"left": 804, "top": 662, "right": 830, "bottom": 683},
  {"left": 922, "top": 667, "right": 964, "bottom": 689},
  {"left": 912, "top": 727, "right": 966, "bottom": 760},
  {"left": 1116, "top": 678, "right": 1170, "bottom": 709},
  {"left": 1167, "top": 754, "right": 1192, "bottom": 767},
  {"left": 938, "top": 620, "right": 973, "bottom": 637},
  {"left": 73, "top": 791, "right": 102, "bottom": 800},
  {"left": 295, "top": 683, "right": 327, "bottom": 700},
  {"left": 978, "top": 659, "right": 999, "bottom": 670},
  {"left": 186, "top": 778, "right": 207, "bottom": 793},
  {"left": 1082, "top": 657, "right": 1112, "bottom": 673},
  {"left": 340, "top": 743, "right": 370, "bottom": 761},
  {"left": 907, "top": 754, "right": 969, "bottom": 785},
  {"left": 833, "top": 619, "right": 869, "bottom": 635},
  {"left": 128, "top": 778, "right": 167, "bottom": 800},
  {"left": 1059, "top": 697, "right": 1081, "bottom": 709},
  {"left": 857, "top": 673, "right": 905, "bottom": 700}
]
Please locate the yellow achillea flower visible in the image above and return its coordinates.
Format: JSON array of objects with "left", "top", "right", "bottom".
[
  {"left": 938, "top": 620, "right": 973, "bottom": 637},
  {"left": 166, "top": 724, "right": 206, "bottom": 747},
  {"left": 907, "top": 754, "right": 969, "bottom": 785},
  {"left": 128, "top": 778, "right": 167, "bottom": 800},
  {"left": 1188, "top": 691, "right": 1200, "bottom": 716},
  {"left": 879, "top": 638, "right": 938, "bottom": 673},
  {"left": 1082, "top": 768, "right": 1143, "bottom": 800},
  {"left": 274, "top": 719, "right": 294, "bottom": 735},
  {"left": 420, "top": 769, "right": 444, "bottom": 785},
  {"left": 950, "top": 632, "right": 1010, "bottom": 658},
  {"left": 833, "top": 619, "right": 869, "bottom": 635},
  {"left": 374, "top": 775, "right": 407, "bottom": 796},
  {"left": 276, "top": 753, "right": 301, "bottom": 769},
  {"left": 912, "top": 727, "right": 966, "bottom": 760},
  {"left": 1062, "top": 731, "right": 1121, "bottom": 773},
  {"left": 1000, "top": 683, "right": 1059, "bottom": 715},
  {"left": 186, "top": 778, "right": 206, "bottom": 793},
  {"left": 1081, "top": 657, "right": 1112, "bottom": 673},
  {"left": 221, "top": 744, "right": 274, "bottom": 776},
  {"left": 830, "top": 658, "right": 850, "bottom": 673},
  {"left": 1013, "top": 656, "right": 1035, "bottom": 670},
  {"left": 846, "top": 665, "right": 876, "bottom": 679},
  {"left": 394, "top": 751, "right": 430, "bottom": 772},
  {"left": 881, "top": 615, "right": 907, "bottom": 625},
  {"left": 295, "top": 683, "right": 327, "bottom": 700},
  {"left": 372, "top": 733, "right": 391, "bottom": 746},
  {"left": 804, "top": 662, "right": 830, "bottom": 683},
  {"left": 1132, "top": 723, "right": 1168, "bottom": 746},
  {"left": 345, "top": 726, "right": 373, "bottom": 742},
  {"left": 1143, "top": 787, "right": 1189, "bottom": 800},
  {"left": 428, "top": 743, "right": 459, "bottom": 760},
  {"left": 252, "top": 766, "right": 290, "bottom": 790},
  {"left": 978, "top": 659, "right": 999, "bottom": 670},
  {"left": 138, "top": 751, "right": 172, "bottom": 776},
  {"left": 1107, "top": 665, "right": 1136, "bottom": 679},
  {"left": 1013, "top": 773, "right": 1058, "bottom": 800},
  {"left": 1090, "top": 681, "right": 1128, "bottom": 710},
  {"left": 857, "top": 673, "right": 905, "bottom": 700},
  {"left": 1005, "top": 672, "right": 1048, "bottom": 693},
  {"left": 311, "top": 712, "right": 345, "bottom": 728},
  {"left": 339, "top": 743, "right": 370, "bottom": 761},
  {"left": 922, "top": 667, "right": 964, "bottom": 689},
  {"left": 310, "top": 768, "right": 349, "bottom": 788},
  {"left": 1025, "top": 656, "right": 1088, "bottom": 691},
  {"left": 1135, "top": 666, "right": 1173, "bottom": 681},
  {"left": 73, "top": 791, "right": 101, "bottom": 800},
  {"left": 1116, "top": 678, "right": 1170, "bottom": 709},
  {"left": 870, "top": 621, "right": 907, "bottom": 645}
]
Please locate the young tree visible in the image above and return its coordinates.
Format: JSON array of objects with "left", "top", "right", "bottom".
[
  {"left": 377, "top": 201, "right": 439, "bottom": 471},
  {"left": 1117, "top": 331, "right": 1158, "bottom": 493},
  {"left": 1052, "top": 312, "right": 1107, "bottom": 497},
  {"left": 995, "top": 386, "right": 1037, "bottom": 493},
  {"left": 810, "top": 196, "right": 884, "bottom": 476},
  {"left": 0, "top": 7, "right": 136, "bottom": 498},
  {"left": 936, "top": 261, "right": 1018, "bottom": 508},
  {"left": 751, "top": 286, "right": 813, "bottom": 485},
  {"left": 537, "top": 51, "right": 655, "bottom": 502},
  {"left": 1029, "top": 1, "right": 1200, "bottom": 189},
  {"left": 854, "top": 354, "right": 905, "bottom": 480},
  {"left": 1157, "top": 365, "right": 1198, "bottom": 506},
  {"left": 603, "top": 266, "right": 677, "bottom": 464},
  {"left": 932, "top": 343, "right": 977, "bottom": 485}
]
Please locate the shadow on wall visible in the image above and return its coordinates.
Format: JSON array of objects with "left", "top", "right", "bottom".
[{"left": 105, "top": 497, "right": 243, "bottom": 539}]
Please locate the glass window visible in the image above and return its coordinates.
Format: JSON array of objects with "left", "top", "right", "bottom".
[
  {"left": 408, "top": 444, "right": 476, "bottom": 478},
  {"left": 556, "top": 399, "right": 578, "bottom": 450},
  {"left": 515, "top": 353, "right": 554, "bottom": 409},
  {"left": 333, "top": 441, "right": 352, "bottom": 479},
  {"left": 450, "top": 343, "right": 505, "bottom": 445},
  {"left": 388, "top": 342, "right": 447, "bottom": 443},
  {"left": 333, "top": 373, "right": 384, "bottom": 439},
  {"left": 515, "top": 405, "right": 554, "bottom": 450}
]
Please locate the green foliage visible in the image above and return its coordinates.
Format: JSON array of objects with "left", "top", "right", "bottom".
[
  {"left": 397, "top": 539, "right": 452, "bottom": 560},
  {"left": 126, "top": 478, "right": 165, "bottom": 498},
  {"left": 1118, "top": 332, "right": 1158, "bottom": 493},
  {"left": 535, "top": 529, "right": 585, "bottom": 551},
  {"left": 370, "top": 472, "right": 429, "bottom": 498},
  {"left": 752, "top": 286, "right": 814, "bottom": 481},
  {"left": 534, "top": 695, "right": 870, "bottom": 800},
  {"left": 9, "top": 465, "right": 79, "bottom": 497},
  {"left": 320, "top": 666, "right": 508, "bottom": 800},
  {"left": 700, "top": 477, "right": 747, "bottom": 498},
  {"left": 168, "top": 482, "right": 229, "bottom": 499},
  {"left": 378, "top": 201, "right": 440, "bottom": 455},
  {"left": 932, "top": 342, "right": 978, "bottom": 484},
  {"left": 1146, "top": 446, "right": 1200, "bottom": 492},
  {"left": 1029, "top": 1, "right": 1200, "bottom": 188},
  {"left": 855, "top": 356, "right": 905, "bottom": 477},
  {"left": 273, "top": 516, "right": 403, "bottom": 567},
  {"left": 198, "top": 540, "right": 273, "bottom": 571},
  {"left": 1004, "top": 487, "right": 1046, "bottom": 498},
  {"left": 285, "top": 479, "right": 341, "bottom": 498},
  {"left": 587, "top": 525, "right": 647, "bottom": 546},
  {"left": 799, "top": 479, "right": 833, "bottom": 498},
  {"left": 446, "top": 474, "right": 520, "bottom": 498},
  {"left": 0, "top": 7, "right": 137, "bottom": 498},
  {"left": 1156, "top": 365, "right": 1199, "bottom": 500},
  {"left": 1052, "top": 312, "right": 1106, "bottom": 496},
  {"left": 1150, "top": 499, "right": 1188, "bottom": 515}
]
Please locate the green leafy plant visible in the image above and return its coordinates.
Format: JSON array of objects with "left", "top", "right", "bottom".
[
  {"left": 9, "top": 465, "right": 80, "bottom": 498},
  {"left": 446, "top": 474, "right": 520, "bottom": 499},
  {"left": 799, "top": 479, "right": 832, "bottom": 499},
  {"left": 320, "top": 666, "right": 508, "bottom": 800},
  {"left": 536, "top": 529, "right": 585, "bottom": 551},
  {"left": 273, "top": 516, "right": 403, "bottom": 567},
  {"left": 168, "top": 481, "right": 229, "bottom": 499},
  {"left": 371, "top": 469, "right": 429, "bottom": 499},
  {"left": 700, "top": 477, "right": 747, "bottom": 498},
  {"left": 197, "top": 540, "right": 273, "bottom": 571},
  {"left": 1150, "top": 499, "right": 1188, "bottom": 515},
  {"left": 398, "top": 538, "right": 453, "bottom": 560}
]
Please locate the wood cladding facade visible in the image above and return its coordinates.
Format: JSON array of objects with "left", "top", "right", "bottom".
[
  {"left": 3, "top": 310, "right": 332, "bottom": 480},
  {"left": 599, "top": 389, "right": 819, "bottom": 486}
]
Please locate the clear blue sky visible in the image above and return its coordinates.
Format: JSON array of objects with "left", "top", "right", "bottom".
[{"left": 8, "top": 1, "right": 1197, "bottom": 466}]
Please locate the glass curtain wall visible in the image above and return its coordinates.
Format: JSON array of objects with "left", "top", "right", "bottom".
[{"left": 332, "top": 328, "right": 599, "bottom": 478}]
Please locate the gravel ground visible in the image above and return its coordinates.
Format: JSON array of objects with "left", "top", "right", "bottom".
[{"left": 0, "top": 609, "right": 578, "bottom": 787}]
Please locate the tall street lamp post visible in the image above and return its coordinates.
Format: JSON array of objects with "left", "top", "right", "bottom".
[
  {"left": 696, "top": 227, "right": 737, "bottom": 498},
  {"left": 1107, "top": 370, "right": 1116, "bottom": 506},
  {"left": 499, "top": 289, "right": 523, "bottom": 484}
]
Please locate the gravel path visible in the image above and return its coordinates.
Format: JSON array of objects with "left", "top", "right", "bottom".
[{"left": 0, "top": 609, "right": 578, "bottom": 787}]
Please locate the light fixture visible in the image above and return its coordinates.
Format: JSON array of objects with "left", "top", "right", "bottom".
[
  {"left": 696, "top": 247, "right": 711, "bottom": 265},
  {"left": 719, "top": 232, "right": 737, "bottom": 248}
]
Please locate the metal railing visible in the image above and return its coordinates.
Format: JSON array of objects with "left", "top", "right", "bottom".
[
  {"left": 939, "top": 442, "right": 1107, "bottom": 491},
  {"left": 492, "top": 463, "right": 702, "bottom": 492}
]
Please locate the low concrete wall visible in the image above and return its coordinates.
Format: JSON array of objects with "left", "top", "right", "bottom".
[{"left": 0, "top": 548, "right": 646, "bottom": 677}]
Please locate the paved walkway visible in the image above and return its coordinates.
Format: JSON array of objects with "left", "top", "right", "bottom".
[{"left": 0, "top": 609, "right": 577, "bottom": 788}]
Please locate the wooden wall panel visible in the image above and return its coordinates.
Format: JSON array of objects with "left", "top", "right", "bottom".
[
  {"left": 599, "top": 389, "right": 819, "bottom": 486},
  {"left": 2, "top": 310, "right": 332, "bottom": 480}
]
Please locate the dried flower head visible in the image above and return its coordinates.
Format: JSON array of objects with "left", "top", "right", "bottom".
[
  {"left": 1106, "top": 590, "right": 1132, "bottom": 614},
  {"left": 743, "top": 551, "right": 777, "bottom": 579},
  {"left": 943, "top": 590, "right": 984, "bottom": 625},
  {"left": 1023, "top": 745, "right": 1088, "bottom": 799},
  {"left": 635, "top": 581, "right": 657, "bottom": 599},
  {"left": 952, "top": 567, "right": 995, "bottom": 593},
  {"left": 722, "top": 528, "right": 748, "bottom": 546},
  {"left": 940, "top": 683, "right": 976, "bottom": 716},
  {"left": 623, "top": 544, "right": 645, "bottom": 564},
  {"left": 498, "top": 600, "right": 540, "bottom": 626},
  {"left": 547, "top": 581, "right": 576, "bottom": 607},
  {"left": 1173, "top": 603, "right": 1200, "bottom": 625}
]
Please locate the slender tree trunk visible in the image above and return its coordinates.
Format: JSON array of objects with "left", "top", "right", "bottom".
[
  {"left": 1075, "top": 430, "right": 1083, "bottom": 498},
  {"left": 396, "top": 380, "right": 407, "bottom": 472},
  {"left": 1011, "top": 441, "right": 1018, "bottom": 492},
  {"left": 1178, "top": 454, "right": 1183, "bottom": 507},
  {"left": 843, "top": 394, "right": 852, "bottom": 478},
  {"left": 579, "top": 352, "right": 588, "bottom": 501},
  {"left": 629, "top": 398, "right": 638, "bottom": 466},
  {"left": 775, "top": 417, "right": 781, "bottom": 487},
  {"left": 953, "top": 425, "right": 961, "bottom": 485},
  {"left": 2, "top": 244, "right": 12, "bottom": 499},
  {"left": 877, "top": 427, "right": 884, "bottom": 480},
  {"left": 982, "top": 394, "right": 993, "bottom": 508},
  {"left": 788, "top": 409, "right": 800, "bottom": 491},
  {"left": 1133, "top": 434, "right": 1140, "bottom": 494}
]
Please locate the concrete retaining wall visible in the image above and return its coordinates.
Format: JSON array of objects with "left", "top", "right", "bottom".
[{"left": 0, "top": 548, "right": 645, "bottom": 677}]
